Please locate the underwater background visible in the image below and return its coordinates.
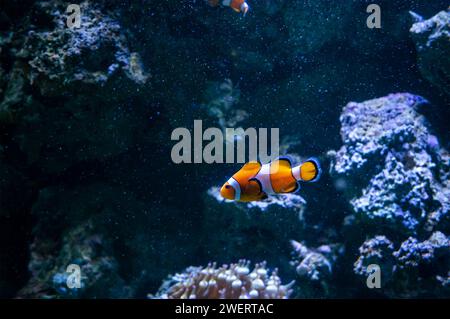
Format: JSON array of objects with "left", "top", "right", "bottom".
[{"left": 0, "top": 0, "right": 449, "bottom": 298}]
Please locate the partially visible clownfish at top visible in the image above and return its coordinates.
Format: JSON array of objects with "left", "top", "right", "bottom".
[
  {"left": 208, "top": 0, "right": 250, "bottom": 16},
  {"left": 220, "top": 157, "right": 321, "bottom": 202}
]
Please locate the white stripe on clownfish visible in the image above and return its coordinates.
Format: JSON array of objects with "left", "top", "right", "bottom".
[
  {"left": 254, "top": 163, "right": 276, "bottom": 195},
  {"left": 292, "top": 165, "right": 301, "bottom": 181},
  {"left": 227, "top": 176, "right": 241, "bottom": 201}
]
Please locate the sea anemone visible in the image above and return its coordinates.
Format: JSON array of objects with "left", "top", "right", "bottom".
[{"left": 152, "top": 260, "right": 294, "bottom": 299}]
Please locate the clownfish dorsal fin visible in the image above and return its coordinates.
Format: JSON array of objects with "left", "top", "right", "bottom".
[
  {"left": 274, "top": 156, "right": 294, "bottom": 168},
  {"left": 233, "top": 161, "right": 261, "bottom": 186},
  {"left": 241, "top": 161, "right": 261, "bottom": 172},
  {"left": 270, "top": 157, "right": 293, "bottom": 175}
]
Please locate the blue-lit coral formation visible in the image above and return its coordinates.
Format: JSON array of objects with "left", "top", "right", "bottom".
[
  {"left": 152, "top": 260, "right": 294, "bottom": 299},
  {"left": 354, "top": 232, "right": 450, "bottom": 297},
  {"left": 330, "top": 93, "right": 449, "bottom": 235},
  {"left": 330, "top": 93, "right": 449, "bottom": 297},
  {"left": 23, "top": 1, "right": 148, "bottom": 88}
]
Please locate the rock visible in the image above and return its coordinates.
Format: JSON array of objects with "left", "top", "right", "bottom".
[
  {"left": 394, "top": 231, "right": 450, "bottom": 269},
  {"left": 410, "top": 10, "right": 450, "bottom": 96},
  {"left": 0, "top": 61, "right": 26, "bottom": 123},
  {"left": 354, "top": 232, "right": 450, "bottom": 297},
  {"left": 331, "top": 93, "right": 450, "bottom": 297},
  {"left": 354, "top": 236, "right": 395, "bottom": 281},
  {"left": 330, "top": 93, "right": 449, "bottom": 236},
  {"left": 290, "top": 240, "right": 341, "bottom": 281},
  {"left": 18, "top": 219, "right": 132, "bottom": 298},
  {"left": 0, "top": 1, "right": 153, "bottom": 174},
  {"left": 21, "top": 1, "right": 149, "bottom": 92}
]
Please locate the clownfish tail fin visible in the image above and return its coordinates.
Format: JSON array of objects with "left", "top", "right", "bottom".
[{"left": 299, "top": 158, "right": 321, "bottom": 183}]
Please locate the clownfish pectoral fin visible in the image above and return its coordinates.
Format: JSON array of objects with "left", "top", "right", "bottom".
[
  {"left": 247, "top": 178, "right": 263, "bottom": 195},
  {"left": 299, "top": 158, "right": 321, "bottom": 182},
  {"left": 286, "top": 183, "right": 300, "bottom": 194},
  {"left": 280, "top": 182, "right": 300, "bottom": 194}
]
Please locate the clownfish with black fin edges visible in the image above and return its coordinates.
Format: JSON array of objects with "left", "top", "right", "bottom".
[
  {"left": 220, "top": 157, "right": 321, "bottom": 202},
  {"left": 208, "top": 0, "right": 250, "bottom": 16}
]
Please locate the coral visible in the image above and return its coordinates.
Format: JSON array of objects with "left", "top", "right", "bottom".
[
  {"left": 289, "top": 240, "right": 341, "bottom": 282},
  {"left": 289, "top": 240, "right": 343, "bottom": 297},
  {"left": 394, "top": 231, "right": 449, "bottom": 269},
  {"left": 331, "top": 92, "right": 450, "bottom": 297},
  {"left": 353, "top": 236, "right": 395, "bottom": 279},
  {"left": 330, "top": 93, "right": 449, "bottom": 235},
  {"left": 152, "top": 260, "right": 294, "bottom": 299},
  {"left": 410, "top": 10, "right": 450, "bottom": 96}
]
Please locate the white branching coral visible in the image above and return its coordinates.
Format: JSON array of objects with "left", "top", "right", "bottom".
[{"left": 152, "top": 260, "right": 294, "bottom": 299}]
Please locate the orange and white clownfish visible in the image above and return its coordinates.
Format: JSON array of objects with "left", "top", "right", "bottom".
[
  {"left": 208, "top": 0, "right": 250, "bottom": 16},
  {"left": 220, "top": 157, "right": 321, "bottom": 202}
]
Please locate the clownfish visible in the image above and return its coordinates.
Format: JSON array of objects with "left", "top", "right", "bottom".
[
  {"left": 220, "top": 157, "right": 321, "bottom": 202},
  {"left": 208, "top": 0, "right": 250, "bottom": 16}
]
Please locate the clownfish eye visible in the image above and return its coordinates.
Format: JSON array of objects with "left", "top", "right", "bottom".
[{"left": 225, "top": 185, "right": 231, "bottom": 189}]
